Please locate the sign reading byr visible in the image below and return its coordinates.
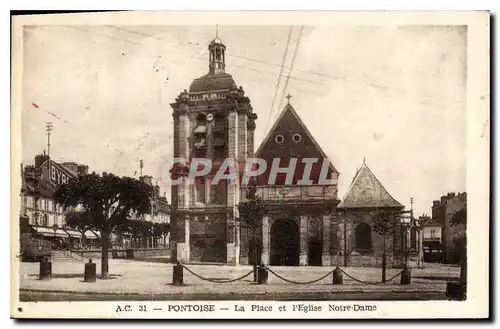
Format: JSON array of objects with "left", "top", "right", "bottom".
[{"left": 49, "top": 163, "right": 71, "bottom": 185}]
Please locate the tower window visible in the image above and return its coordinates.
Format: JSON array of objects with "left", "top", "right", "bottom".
[
  {"left": 275, "top": 134, "right": 284, "bottom": 144},
  {"left": 210, "top": 181, "right": 226, "bottom": 205},
  {"left": 292, "top": 133, "right": 302, "bottom": 143},
  {"left": 195, "top": 178, "right": 206, "bottom": 204},
  {"left": 213, "top": 132, "right": 226, "bottom": 158}
]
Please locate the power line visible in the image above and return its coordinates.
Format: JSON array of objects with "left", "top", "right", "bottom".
[
  {"left": 275, "top": 26, "right": 304, "bottom": 122},
  {"left": 63, "top": 25, "right": 464, "bottom": 110},
  {"left": 104, "top": 25, "right": 464, "bottom": 106},
  {"left": 265, "top": 26, "right": 293, "bottom": 135}
]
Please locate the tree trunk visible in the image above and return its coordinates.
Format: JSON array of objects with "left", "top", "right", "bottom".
[
  {"left": 253, "top": 228, "right": 258, "bottom": 283},
  {"left": 382, "top": 235, "right": 387, "bottom": 283},
  {"left": 101, "top": 228, "right": 110, "bottom": 279}
]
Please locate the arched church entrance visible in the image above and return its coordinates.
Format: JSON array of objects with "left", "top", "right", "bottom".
[{"left": 270, "top": 219, "right": 299, "bottom": 266}]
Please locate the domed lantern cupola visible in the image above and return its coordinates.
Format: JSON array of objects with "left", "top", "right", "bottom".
[{"left": 208, "top": 28, "right": 226, "bottom": 75}]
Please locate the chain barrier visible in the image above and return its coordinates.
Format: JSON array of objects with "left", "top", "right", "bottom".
[
  {"left": 265, "top": 267, "right": 335, "bottom": 284},
  {"left": 181, "top": 265, "right": 254, "bottom": 284},
  {"left": 339, "top": 268, "right": 404, "bottom": 285},
  {"left": 180, "top": 264, "right": 404, "bottom": 285}
]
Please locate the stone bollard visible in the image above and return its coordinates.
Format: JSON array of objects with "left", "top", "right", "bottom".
[
  {"left": 257, "top": 265, "right": 268, "bottom": 284},
  {"left": 332, "top": 267, "right": 343, "bottom": 285},
  {"left": 173, "top": 262, "right": 184, "bottom": 286},
  {"left": 400, "top": 268, "right": 412, "bottom": 285},
  {"left": 446, "top": 282, "right": 466, "bottom": 300},
  {"left": 39, "top": 257, "right": 52, "bottom": 280},
  {"left": 84, "top": 259, "right": 97, "bottom": 282}
]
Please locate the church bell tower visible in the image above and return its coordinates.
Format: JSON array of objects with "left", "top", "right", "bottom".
[{"left": 170, "top": 30, "right": 258, "bottom": 265}]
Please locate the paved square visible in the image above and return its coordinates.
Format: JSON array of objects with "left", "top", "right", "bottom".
[{"left": 18, "top": 258, "right": 460, "bottom": 301}]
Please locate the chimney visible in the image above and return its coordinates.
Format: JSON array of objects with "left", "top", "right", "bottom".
[
  {"left": 432, "top": 200, "right": 440, "bottom": 207},
  {"left": 34, "top": 153, "right": 50, "bottom": 168},
  {"left": 77, "top": 164, "right": 89, "bottom": 176},
  {"left": 447, "top": 192, "right": 456, "bottom": 198},
  {"left": 440, "top": 196, "right": 447, "bottom": 203},
  {"left": 62, "top": 162, "right": 78, "bottom": 175}
]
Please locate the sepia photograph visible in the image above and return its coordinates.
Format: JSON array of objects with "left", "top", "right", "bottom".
[{"left": 10, "top": 11, "right": 490, "bottom": 319}]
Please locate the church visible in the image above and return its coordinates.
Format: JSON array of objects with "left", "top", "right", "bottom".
[{"left": 169, "top": 35, "right": 408, "bottom": 268}]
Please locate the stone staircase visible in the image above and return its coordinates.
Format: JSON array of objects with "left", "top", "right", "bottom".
[{"left": 51, "top": 250, "right": 84, "bottom": 262}]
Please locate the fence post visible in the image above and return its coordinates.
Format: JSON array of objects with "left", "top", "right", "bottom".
[
  {"left": 39, "top": 257, "right": 52, "bottom": 280},
  {"left": 257, "top": 264, "right": 268, "bottom": 284},
  {"left": 332, "top": 266, "right": 343, "bottom": 284},
  {"left": 400, "top": 267, "right": 411, "bottom": 285},
  {"left": 84, "top": 259, "right": 97, "bottom": 282},
  {"left": 173, "top": 262, "right": 184, "bottom": 286}
]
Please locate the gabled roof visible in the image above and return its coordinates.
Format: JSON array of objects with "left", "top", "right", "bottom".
[
  {"left": 422, "top": 218, "right": 442, "bottom": 227},
  {"left": 255, "top": 103, "right": 339, "bottom": 174},
  {"left": 338, "top": 160, "right": 402, "bottom": 209},
  {"left": 39, "top": 159, "right": 77, "bottom": 180}
]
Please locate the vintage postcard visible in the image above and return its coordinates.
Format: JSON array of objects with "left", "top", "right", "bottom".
[{"left": 10, "top": 11, "right": 490, "bottom": 319}]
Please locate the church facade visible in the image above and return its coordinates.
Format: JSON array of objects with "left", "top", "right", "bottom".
[{"left": 169, "top": 35, "right": 408, "bottom": 268}]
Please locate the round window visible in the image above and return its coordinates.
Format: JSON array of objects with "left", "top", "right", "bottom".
[
  {"left": 292, "top": 133, "right": 302, "bottom": 143},
  {"left": 275, "top": 134, "right": 284, "bottom": 144}
]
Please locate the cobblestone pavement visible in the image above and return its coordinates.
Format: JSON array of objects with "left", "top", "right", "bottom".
[{"left": 17, "top": 259, "right": 459, "bottom": 300}]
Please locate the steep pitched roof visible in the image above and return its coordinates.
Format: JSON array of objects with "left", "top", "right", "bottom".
[
  {"left": 338, "top": 161, "right": 402, "bottom": 209},
  {"left": 255, "top": 103, "right": 339, "bottom": 174}
]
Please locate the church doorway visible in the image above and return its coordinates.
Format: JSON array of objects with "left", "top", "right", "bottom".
[
  {"left": 270, "top": 219, "right": 299, "bottom": 266},
  {"left": 308, "top": 237, "right": 323, "bottom": 266}
]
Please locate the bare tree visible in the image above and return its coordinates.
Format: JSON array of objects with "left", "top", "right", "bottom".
[
  {"left": 371, "top": 208, "right": 401, "bottom": 283},
  {"left": 237, "top": 184, "right": 268, "bottom": 281}
]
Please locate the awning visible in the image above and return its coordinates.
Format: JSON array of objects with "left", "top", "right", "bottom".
[
  {"left": 56, "top": 229, "right": 69, "bottom": 238},
  {"left": 84, "top": 230, "right": 99, "bottom": 239},
  {"left": 63, "top": 229, "right": 83, "bottom": 239},
  {"left": 32, "top": 226, "right": 69, "bottom": 238}
]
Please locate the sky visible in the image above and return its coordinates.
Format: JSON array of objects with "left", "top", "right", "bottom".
[{"left": 21, "top": 24, "right": 467, "bottom": 217}]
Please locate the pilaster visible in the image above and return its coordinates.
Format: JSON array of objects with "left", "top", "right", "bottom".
[
  {"left": 299, "top": 215, "right": 308, "bottom": 266},
  {"left": 176, "top": 214, "right": 191, "bottom": 263},
  {"left": 261, "top": 215, "right": 270, "bottom": 265},
  {"left": 226, "top": 212, "right": 236, "bottom": 265},
  {"left": 322, "top": 214, "right": 331, "bottom": 266}
]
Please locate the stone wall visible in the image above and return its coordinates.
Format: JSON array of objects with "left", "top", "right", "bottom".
[
  {"left": 73, "top": 248, "right": 171, "bottom": 260},
  {"left": 339, "top": 211, "right": 402, "bottom": 268}
]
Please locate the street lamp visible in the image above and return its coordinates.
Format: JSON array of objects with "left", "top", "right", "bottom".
[
  {"left": 400, "top": 215, "right": 411, "bottom": 269},
  {"left": 400, "top": 214, "right": 412, "bottom": 285}
]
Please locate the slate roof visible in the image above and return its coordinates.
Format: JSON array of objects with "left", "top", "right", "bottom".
[
  {"left": 422, "top": 218, "right": 442, "bottom": 227},
  {"left": 255, "top": 103, "right": 339, "bottom": 175},
  {"left": 338, "top": 161, "right": 402, "bottom": 209}
]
